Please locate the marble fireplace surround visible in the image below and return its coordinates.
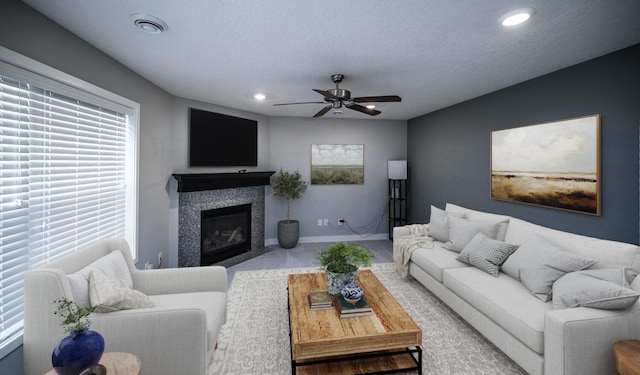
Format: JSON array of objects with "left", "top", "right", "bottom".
[{"left": 173, "top": 172, "right": 274, "bottom": 268}]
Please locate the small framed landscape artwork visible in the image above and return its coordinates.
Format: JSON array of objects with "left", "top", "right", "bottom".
[
  {"left": 491, "top": 115, "right": 600, "bottom": 215},
  {"left": 311, "top": 144, "right": 364, "bottom": 185}
]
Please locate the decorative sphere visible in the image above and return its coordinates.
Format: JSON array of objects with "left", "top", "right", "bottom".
[{"left": 340, "top": 282, "right": 363, "bottom": 303}]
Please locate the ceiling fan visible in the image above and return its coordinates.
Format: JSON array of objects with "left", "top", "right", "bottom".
[{"left": 273, "top": 74, "right": 401, "bottom": 117}]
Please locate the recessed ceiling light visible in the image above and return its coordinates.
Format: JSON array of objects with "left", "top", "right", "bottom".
[
  {"left": 366, "top": 105, "right": 376, "bottom": 109},
  {"left": 254, "top": 93, "right": 266, "bottom": 101},
  {"left": 498, "top": 8, "right": 536, "bottom": 27},
  {"left": 130, "top": 14, "right": 168, "bottom": 34}
]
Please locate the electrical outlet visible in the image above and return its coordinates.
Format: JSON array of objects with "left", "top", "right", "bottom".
[
  {"left": 317, "top": 219, "right": 323, "bottom": 226},
  {"left": 338, "top": 218, "right": 345, "bottom": 226},
  {"left": 323, "top": 219, "right": 328, "bottom": 226},
  {"left": 144, "top": 261, "right": 153, "bottom": 270},
  {"left": 157, "top": 252, "right": 162, "bottom": 267}
]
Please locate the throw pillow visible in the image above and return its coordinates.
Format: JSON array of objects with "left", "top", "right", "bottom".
[
  {"left": 67, "top": 250, "right": 133, "bottom": 307},
  {"left": 553, "top": 268, "right": 640, "bottom": 310},
  {"left": 456, "top": 233, "right": 519, "bottom": 277},
  {"left": 501, "top": 234, "right": 598, "bottom": 302},
  {"left": 89, "top": 269, "right": 154, "bottom": 313},
  {"left": 443, "top": 216, "right": 499, "bottom": 252},
  {"left": 428, "top": 205, "right": 465, "bottom": 242},
  {"left": 444, "top": 203, "right": 511, "bottom": 241}
]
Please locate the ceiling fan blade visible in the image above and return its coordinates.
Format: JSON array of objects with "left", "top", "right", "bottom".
[
  {"left": 313, "top": 105, "right": 332, "bottom": 118},
  {"left": 313, "top": 89, "right": 340, "bottom": 100},
  {"left": 353, "top": 95, "right": 402, "bottom": 103},
  {"left": 273, "top": 101, "right": 324, "bottom": 106},
  {"left": 346, "top": 103, "right": 381, "bottom": 116}
]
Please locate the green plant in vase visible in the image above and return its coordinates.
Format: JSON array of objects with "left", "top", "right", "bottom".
[
  {"left": 271, "top": 169, "right": 308, "bottom": 248},
  {"left": 317, "top": 242, "right": 376, "bottom": 294},
  {"left": 51, "top": 298, "right": 105, "bottom": 374},
  {"left": 54, "top": 298, "right": 97, "bottom": 333}
]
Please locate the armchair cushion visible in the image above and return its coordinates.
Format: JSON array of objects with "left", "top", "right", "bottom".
[
  {"left": 67, "top": 250, "right": 133, "bottom": 307},
  {"left": 89, "top": 269, "right": 154, "bottom": 313}
]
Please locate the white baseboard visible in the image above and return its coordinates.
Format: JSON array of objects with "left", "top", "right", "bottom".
[{"left": 264, "top": 233, "right": 389, "bottom": 246}]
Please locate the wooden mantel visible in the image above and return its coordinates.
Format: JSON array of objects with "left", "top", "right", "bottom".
[{"left": 172, "top": 171, "right": 275, "bottom": 192}]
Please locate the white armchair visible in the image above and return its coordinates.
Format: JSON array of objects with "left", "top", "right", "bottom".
[{"left": 23, "top": 238, "right": 227, "bottom": 375}]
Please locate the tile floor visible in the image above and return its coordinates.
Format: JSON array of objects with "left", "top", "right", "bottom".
[{"left": 225, "top": 240, "right": 394, "bottom": 286}]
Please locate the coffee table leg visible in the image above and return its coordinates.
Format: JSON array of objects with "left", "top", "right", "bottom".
[{"left": 417, "top": 346, "right": 422, "bottom": 375}]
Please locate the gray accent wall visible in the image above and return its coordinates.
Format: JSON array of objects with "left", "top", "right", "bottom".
[{"left": 408, "top": 44, "right": 640, "bottom": 245}]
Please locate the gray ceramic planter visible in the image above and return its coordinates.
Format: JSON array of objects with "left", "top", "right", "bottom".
[{"left": 277, "top": 220, "right": 299, "bottom": 249}]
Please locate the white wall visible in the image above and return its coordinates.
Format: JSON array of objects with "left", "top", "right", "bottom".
[{"left": 266, "top": 116, "right": 407, "bottom": 243}]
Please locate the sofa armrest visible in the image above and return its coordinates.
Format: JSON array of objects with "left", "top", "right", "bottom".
[
  {"left": 91, "top": 307, "right": 209, "bottom": 375},
  {"left": 393, "top": 225, "right": 411, "bottom": 239},
  {"left": 544, "top": 304, "right": 640, "bottom": 375},
  {"left": 131, "top": 266, "right": 227, "bottom": 295}
]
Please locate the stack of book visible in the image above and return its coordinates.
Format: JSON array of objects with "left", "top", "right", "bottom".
[
  {"left": 308, "top": 291, "right": 333, "bottom": 310},
  {"left": 334, "top": 294, "right": 373, "bottom": 318}
]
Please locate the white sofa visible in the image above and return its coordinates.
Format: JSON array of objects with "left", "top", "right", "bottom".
[
  {"left": 23, "top": 238, "right": 227, "bottom": 375},
  {"left": 393, "top": 203, "right": 640, "bottom": 375}
]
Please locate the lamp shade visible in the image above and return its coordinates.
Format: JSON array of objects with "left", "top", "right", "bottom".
[{"left": 388, "top": 160, "right": 407, "bottom": 180}]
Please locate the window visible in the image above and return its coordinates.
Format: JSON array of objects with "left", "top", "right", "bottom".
[{"left": 0, "top": 47, "right": 138, "bottom": 356}]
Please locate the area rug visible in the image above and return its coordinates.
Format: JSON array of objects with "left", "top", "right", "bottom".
[{"left": 211, "top": 263, "right": 526, "bottom": 374}]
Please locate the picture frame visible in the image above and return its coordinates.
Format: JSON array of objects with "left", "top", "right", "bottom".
[
  {"left": 311, "top": 144, "right": 364, "bottom": 185},
  {"left": 491, "top": 115, "right": 601, "bottom": 215}
]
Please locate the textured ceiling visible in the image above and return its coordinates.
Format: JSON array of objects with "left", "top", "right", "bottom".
[{"left": 21, "top": 0, "right": 640, "bottom": 120}]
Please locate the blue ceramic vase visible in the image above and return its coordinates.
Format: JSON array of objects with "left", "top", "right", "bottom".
[
  {"left": 52, "top": 329, "right": 105, "bottom": 375},
  {"left": 326, "top": 271, "right": 356, "bottom": 295},
  {"left": 340, "top": 282, "right": 364, "bottom": 303}
]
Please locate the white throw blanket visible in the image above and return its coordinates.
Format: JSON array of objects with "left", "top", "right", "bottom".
[{"left": 393, "top": 224, "right": 434, "bottom": 278}]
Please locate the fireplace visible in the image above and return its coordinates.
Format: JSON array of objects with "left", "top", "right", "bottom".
[
  {"left": 173, "top": 172, "right": 274, "bottom": 268},
  {"left": 201, "top": 204, "right": 251, "bottom": 265}
]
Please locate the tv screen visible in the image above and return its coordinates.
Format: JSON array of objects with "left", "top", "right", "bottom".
[{"left": 189, "top": 108, "right": 258, "bottom": 167}]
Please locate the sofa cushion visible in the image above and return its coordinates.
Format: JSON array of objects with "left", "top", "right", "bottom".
[
  {"left": 428, "top": 205, "right": 465, "bottom": 242},
  {"left": 443, "top": 267, "right": 551, "bottom": 354},
  {"left": 443, "top": 216, "right": 499, "bottom": 252},
  {"left": 68, "top": 250, "right": 133, "bottom": 307},
  {"left": 502, "top": 234, "right": 597, "bottom": 302},
  {"left": 89, "top": 269, "right": 154, "bottom": 313},
  {"left": 445, "top": 203, "right": 510, "bottom": 241},
  {"left": 456, "top": 233, "right": 519, "bottom": 277},
  {"left": 553, "top": 269, "right": 640, "bottom": 310},
  {"left": 505, "top": 218, "right": 640, "bottom": 282},
  {"left": 149, "top": 291, "right": 227, "bottom": 356},
  {"left": 410, "top": 245, "right": 470, "bottom": 282}
]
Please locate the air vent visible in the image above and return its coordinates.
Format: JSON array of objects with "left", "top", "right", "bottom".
[{"left": 130, "top": 14, "right": 167, "bottom": 34}]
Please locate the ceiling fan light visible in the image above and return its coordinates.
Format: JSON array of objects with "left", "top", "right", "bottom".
[
  {"left": 131, "top": 14, "right": 168, "bottom": 34},
  {"left": 254, "top": 93, "right": 266, "bottom": 101},
  {"left": 366, "top": 105, "right": 376, "bottom": 109},
  {"left": 498, "top": 8, "right": 536, "bottom": 27}
]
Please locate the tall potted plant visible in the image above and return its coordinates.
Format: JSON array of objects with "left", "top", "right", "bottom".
[
  {"left": 317, "top": 242, "right": 376, "bottom": 294},
  {"left": 271, "top": 169, "right": 308, "bottom": 248}
]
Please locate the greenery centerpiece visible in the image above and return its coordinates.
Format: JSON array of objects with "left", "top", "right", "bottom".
[
  {"left": 52, "top": 298, "right": 105, "bottom": 375},
  {"left": 317, "top": 242, "right": 376, "bottom": 294},
  {"left": 271, "top": 169, "right": 308, "bottom": 248}
]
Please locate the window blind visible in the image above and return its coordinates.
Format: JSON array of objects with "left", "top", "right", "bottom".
[{"left": 0, "top": 55, "right": 137, "bottom": 355}]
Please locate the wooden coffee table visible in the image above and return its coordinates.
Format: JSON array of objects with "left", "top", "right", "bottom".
[{"left": 287, "top": 270, "right": 422, "bottom": 375}]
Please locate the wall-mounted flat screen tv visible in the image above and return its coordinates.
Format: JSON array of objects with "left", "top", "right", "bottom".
[{"left": 189, "top": 108, "right": 258, "bottom": 167}]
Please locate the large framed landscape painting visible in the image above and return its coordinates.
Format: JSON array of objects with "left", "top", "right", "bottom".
[
  {"left": 491, "top": 115, "right": 600, "bottom": 215},
  {"left": 311, "top": 144, "right": 364, "bottom": 185}
]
